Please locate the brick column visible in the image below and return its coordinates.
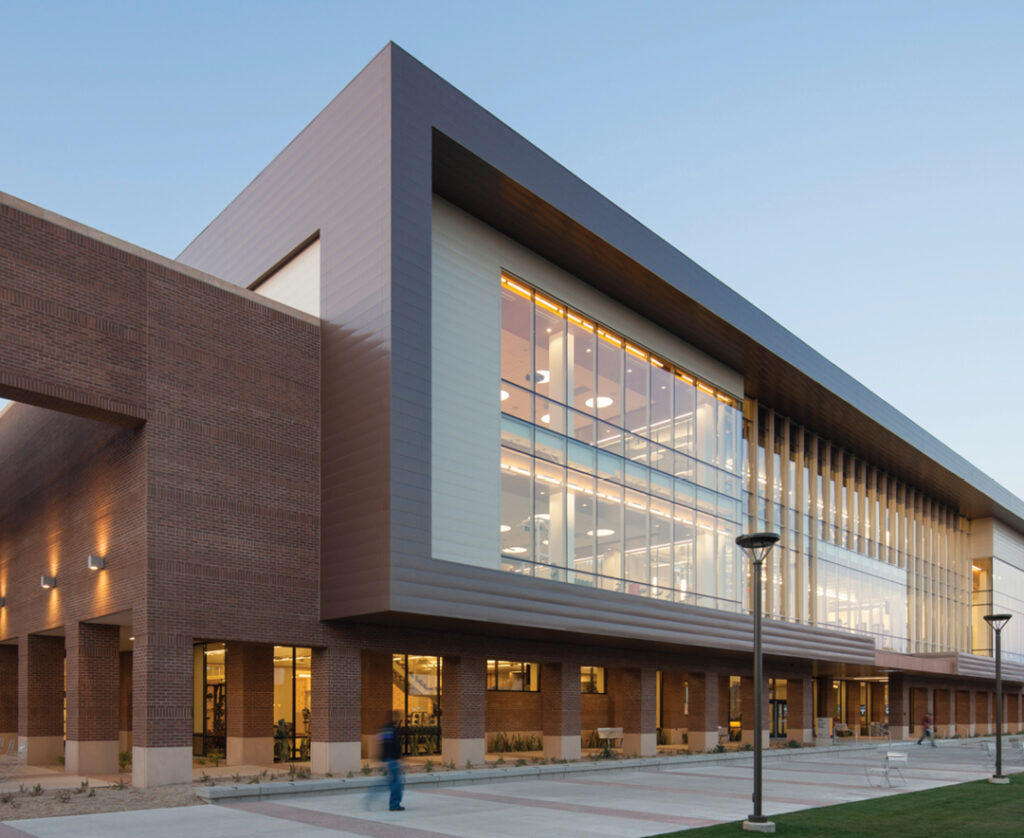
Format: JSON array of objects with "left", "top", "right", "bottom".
[
  {"left": 934, "top": 688, "right": 953, "bottom": 738},
  {"left": 66, "top": 622, "right": 120, "bottom": 774},
  {"left": 132, "top": 630, "right": 193, "bottom": 787},
  {"left": 686, "top": 671, "right": 720, "bottom": 751},
  {"left": 440, "top": 654, "right": 486, "bottom": 766},
  {"left": 541, "top": 662, "right": 581, "bottom": 760},
  {"left": 607, "top": 667, "right": 656, "bottom": 756},
  {"left": 18, "top": 634, "right": 64, "bottom": 766},
  {"left": 845, "top": 681, "right": 863, "bottom": 736},
  {"left": 119, "top": 651, "right": 133, "bottom": 752},
  {"left": 224, "top": 642, "right": 273, "bottom": 765},
  {"left": 661, "top": 671, "right": 686, "bottom": 745},
  {"left": 869, "top": 681, "right": 886, "bottom": 731},
  {"left": 888, "top": 675, "right": 908, "bottom": 740},
  {"left": 0, "top": 645, "right": 17, "bottom": 747},
  {"left": 310, "top": 641, "right": 361, "bottom": 775},
  {"left": 786, "top": 677, "right": 813, "bottom": 744},
  {"left": 910, "top": 687, "right": 930, "bottom": 741},
  {"left": 956, "top": 689, "right": 973, "bottom": 737},
  {"left": 975, "top": 690, "right": 991, "bottom": 735},
  {"left": 1009, "top": 692, "right": 1022, "bottom": 734},
  {"left": 361, "top": 651, "right": 393, "bottom": 760},
  {"left": 740, "top": 675, "right": 769, "bottom": 748}
]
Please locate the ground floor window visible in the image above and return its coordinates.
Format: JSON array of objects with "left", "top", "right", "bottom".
[
  {"left": 487, "top": 660, "right": 540, "bottom": 691},
  {"left": 192, "top": 642, "right": 226, "bottom": 757},
  {"left": 273, "top": 646, "right": 312, "bottom": 761},
  {"left": 581, "top": 665, "right": 606, "bottom": 694},
  {"left": 393, "top": 654, "right": 442, "bottom": 755}
]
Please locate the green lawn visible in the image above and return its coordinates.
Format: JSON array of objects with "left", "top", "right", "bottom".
[{"left": 650, "top": 772, "right": 1024, "bottom": 837}]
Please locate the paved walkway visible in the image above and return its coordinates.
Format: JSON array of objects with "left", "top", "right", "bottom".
[{"left": 2, "top": 743, "right": 1017, "bottom": 837}]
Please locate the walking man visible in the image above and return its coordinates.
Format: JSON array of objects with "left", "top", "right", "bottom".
[
  {"left": 379, "top": 717, "right": 405, "bottom": 811},
  {"left": 917, "top": 713, "right": 936, "bottom": 746}
]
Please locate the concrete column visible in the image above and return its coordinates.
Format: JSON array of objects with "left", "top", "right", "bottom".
[
  {"left": 609, "top": 667, "right": 657, "bottom": 756},
  {"left": 686, "top": 671, "right": 720, "bottom": 752},
  {"left": 310, "top": 641, "right": 361, "bottom": 776},
  {"left": 740, "top": 675, "right": 769, "bottom": 748},
  {"left": 956, "top": 689, "right": 973, "bottom": 737},
  {"left": 132, "top": 631, "right": 193, "bottom": 787},
  {"left": 934, "top": 688, "right": 953, "bottom": 738},
  {"left": 660, "top": 671, "right": 686, "bottom": 745},
  {"left": 786, "top": 677, "right": 813, "bottom": 744},
  {"left": 65, "top": 622, "right": 120, "bottom": 775},
  {"left": 119, "top": 651, "right": 132, "bottom": 752},
  {"left": 440, "top": 654, "right": 486, "bottom": 767},
  {"left": 225, "top": 642, "right": 273, "bottom": 765},
  {"left": 888, "top": 675, "right": 909, "bottom": 740},
  {"left": 360, "top": 650, "right": 393, "bottom": 760},
  {"left": 18, "top": 634, "right": 65, "bottom": 766},
  {"left": 541, "top": 661, "right": 581, "bottom": 760},
  {"left": 0, "top": 645, "right": 17, "bottom": 748}
]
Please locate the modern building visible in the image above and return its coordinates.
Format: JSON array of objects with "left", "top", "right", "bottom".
[{"left": 1, "top": 43, "right": 1022, "bottom": 788}]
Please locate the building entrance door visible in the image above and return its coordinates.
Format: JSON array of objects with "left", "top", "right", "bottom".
[{"left": 393, "top": 654, "right": 442, "bottom": 756}]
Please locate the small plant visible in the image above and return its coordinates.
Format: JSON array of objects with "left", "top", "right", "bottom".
[
  {"left": 199, "top": 771, "right": 210, "bottom": 783},
  {"left": 1, "top": 794, "right": 12, "bottom": 805},
  {"left": 465, "top": 760, "right": 473, "bottom": 769},
  {"left": 87, "top": 788, "right": 95, "bottom": 798},
  {"left": 787, "top": 739, "right": 802, "bottom": 748},
  {"left": 112, "top": 779, "right": 127, "bottom": 790},
  {"left": 74, "top": 779, "right": 89, "bottom": 795},
  {"left": 56, "top": 754, "right": 65, "bottom": 766},
  {"left": 514, "top": 758, "right": 526, "bottom": 767},
  {"left": 55, "top": 789, "right": 71, "bottom": 803},
  {"left": 247, "top": 775, "right": 260, "bottom": 784},
  {"left": 710, "top": 744, "right": 725, "bottom": 754},
  {"left": 424, "top": 759, "right": 434, "bottom": 773},
  {"left": 495, "top": 756, "right": 505, "bottom": 765},
  {"left": 31, "top": 784, "right": 43, "bottom": 797},
  {"left": 208, "top": 748, "right": 224, "bottom": 767},
  {"left": 119, "top": 750, "right": 132, "bottom": 771},
  {"left": 361, "top": 762, "right": 373, "bottom": 775},
  {"left": 232, "top": 772, "right": 242, "bottom": 783},
  {"left": 741, "top": 743, "right": 753, "bottom": 752},
  {"left": 325, "top": 772, "right": 333, "bottom": 778}
]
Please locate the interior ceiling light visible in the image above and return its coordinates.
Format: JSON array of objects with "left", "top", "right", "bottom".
[
  {"left": 503, "top": 546, "right": 528, "bottom": 554},
  {"left": 587, "top": 528, "right": 616, "bottom": 537},
  {"left": 534, "top": 370, "right": 551, "bottom": 384},
  {"left": 499, "top": 524, "right": 511, "bottom": 533},
  {"left": 87, "top": 554, "right": 105, "bottom": 571},
  {"left": 585, "top": 396, "right": 614, "bottom": 409}
]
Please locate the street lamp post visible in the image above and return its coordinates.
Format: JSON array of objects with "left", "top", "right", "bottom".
[
  {"left": 983, "top": 613, "right": 1012, "bottom": 784},
  {"left": 736, "top": 532, "right": 780, "bottom": 834}
]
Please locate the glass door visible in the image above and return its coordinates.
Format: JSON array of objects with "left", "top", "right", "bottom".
[{"left": 393, "top": 654, "right": 442, "bottom": 756}]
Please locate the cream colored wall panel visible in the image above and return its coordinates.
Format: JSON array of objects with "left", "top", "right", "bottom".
[
  {"left": 254, "top": 238, "right": 321, "bottom": 317},
  {"left": 992, "top": 520, "right": 1024, "bottom": 572}
]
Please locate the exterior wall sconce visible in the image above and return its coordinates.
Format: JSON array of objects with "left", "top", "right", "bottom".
[
  {"left": 0, "top": 596, "right": 5, "bottom": 607},
  {"left": 87, "top": 554, "right": 105, "bottom": 571},
  {"left": 40, "top": 575, "right": 57, "bottom": 590}
]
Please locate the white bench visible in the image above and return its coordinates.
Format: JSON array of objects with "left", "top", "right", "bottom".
[
  {"left": 866, "top": 750, "right": 907, "bottom": 787},
  {"left": 596, "top": 727, "right": 623, "bottom": 749}
]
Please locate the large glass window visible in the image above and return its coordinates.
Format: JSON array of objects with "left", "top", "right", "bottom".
[
  {"left": 581, "top": 665, "right": 607, "bottom": 694},
  {"left": 487, "top": 660, "right": 540, "bottom": 691},
  {"left": 500, "top": 273, "right": 744, "bottom": 610},
  {"left": 273, "top": 646, "right": 312, "bottom": 762}
]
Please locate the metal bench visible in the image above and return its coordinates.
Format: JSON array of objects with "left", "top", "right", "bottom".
[
  {"left": 596, "top": 727, "right": 623, "bottom": 750},
  {"left": 0, "top": 740, "right": 27, "bottom": 783},
  {"left": 866, "top": 750, "right": 908, "bottom": 787}
]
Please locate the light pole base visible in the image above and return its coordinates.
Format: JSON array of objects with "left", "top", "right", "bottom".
[
  {"left": 988, "top": 776, "right": 1010, "bottom": 785},
  {"left": 743, "top": 819, "right": 776, "bottom": 833}
]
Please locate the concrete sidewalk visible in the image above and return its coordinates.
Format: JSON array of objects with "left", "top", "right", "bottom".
[{"left": 3, "top": 743, "right": 1017, "bottom": 837}]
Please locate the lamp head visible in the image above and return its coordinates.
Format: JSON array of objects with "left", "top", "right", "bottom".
[
  {"left": 735, "top": 532, "right": 780, "bottom": 565},
  {"left": 984, "top": 613, "right": 1012, "bottom": 632},
  {"left": 40, "top": 575, "right": 57, "bottom": 590},
  {"left": 87, "top": 554, "right": 105, "bottom": 571}
]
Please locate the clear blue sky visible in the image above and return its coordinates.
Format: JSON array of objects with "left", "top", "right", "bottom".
[{"left": 2, "top": 1, "right": 1022, "bottom": 498}]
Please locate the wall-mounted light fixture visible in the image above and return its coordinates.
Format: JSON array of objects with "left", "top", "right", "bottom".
[
  {"left": 40, "top": 575, "right": 57, "bottom": 590},
  {"left": 0, "top": 596, "right": 6, "bottom": 607},
  {"left": 87, "top": 555, "right": 105, "bottom": 571}
]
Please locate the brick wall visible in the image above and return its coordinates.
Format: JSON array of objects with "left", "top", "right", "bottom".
[{"left": 485, "top": 690, "right": 542, "bottom": 732}]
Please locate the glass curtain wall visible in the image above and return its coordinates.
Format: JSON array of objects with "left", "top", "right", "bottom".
[{"left": 500, "top": 273, "right": 744, "bottom": 609}]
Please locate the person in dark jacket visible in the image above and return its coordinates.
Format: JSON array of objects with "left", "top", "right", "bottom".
[{"left": 378, "top": 719, "right": 405, "bottom": 810}]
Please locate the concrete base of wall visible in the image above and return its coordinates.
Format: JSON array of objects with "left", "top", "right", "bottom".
[
  {"left": 890, "top": 724, "right": 909, "bottom": 741},
  {"left": 663, "top": 727, "right": 686, "bottom": 745},
  {"left": 133, "top": 745, "right": 192, "bottom": 788},
  {"left": 66, "top": 739, "right": 118, "bottom": 774},
  {"left": 227, "top": 736, "right": 273, "bottom": 766},
  {"left": 621, "top": 732, "right": 656, "bottom": 757},
  {"left": 442, "top": 737, "right": 485, "bottom": 767},
  {"left": 686, "top": 730, "right": 719, "bottom": 752},
  {"left": 22, "top": 735, "right": 63, "bottom": 766},
  {"left": 936, "top": 724, "right": 954, "bottom": 739},
  {"left": 789, "top": 727, "right": 812, "bottom": 745},
  {"left": 542, "top": 734, "right": 581, "bottom": 761},
  {"left": 741, "top": 730, "right": 770, "bottom": 749},
  {"left": 0, "top": 731, "right": 16, "bottom": 750},
  {"left": 311, "top": 741, "right": 360, "bottom": 776}
]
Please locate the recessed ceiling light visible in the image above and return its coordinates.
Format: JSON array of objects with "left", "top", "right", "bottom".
[
  {"left": 585, "top": 396, "right": 614, "bottom": 409},
  {"left": 504, "top": 546, "right": 528, "bottom": 554},
  {"left": 586, "top": 528, "right": 616, "bottom": 537},
  {"left": 500, "top": 524, "right": 512, "bottom": 533},
  {"left": 501, "top": 389, "right": 510, "bottom": 401},
  {"left": 535, "top": 369, "right": 551, "bottom": 384}
]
